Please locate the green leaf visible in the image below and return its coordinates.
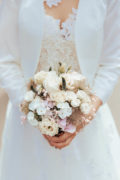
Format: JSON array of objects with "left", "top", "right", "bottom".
[{"left": 62, "top": 77, "right": 66, "bottom": 90}]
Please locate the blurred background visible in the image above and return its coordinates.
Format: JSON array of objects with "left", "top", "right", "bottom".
[{"left": 0, "top": 80, "right": 120, "bottom": 149}]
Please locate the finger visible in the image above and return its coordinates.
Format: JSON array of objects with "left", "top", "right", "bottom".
[
  {"left": 44, "top": 132, "right": 74, "bottom": 143},
  {"left": 50, "top": 134, "right": 75, "bottom": 149}
]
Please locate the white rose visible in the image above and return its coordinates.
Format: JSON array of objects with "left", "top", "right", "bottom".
[
  {"left": 58, "top": 108, "right": 72, "bottom": 119},
  {"left": 50, "top": 91, "right": 66, "bottom": 103},
  {"left": 39, "top": 118, "right": 59, "bottom": 136},
  {"left": 29, "top": 96, "right": 41, "bottom": 111},
  {"left": 27, "top": 112, "right": 38, "bottom": 127},
  {"left": 65, "top": 91, "right": 77, "bottom": 102},
  {"left": 57, "top": 102, "right": 72, "bottom": 119},
  {"left": 24, "top": 91, "right": 35, "bottom": 102},
  {"left": 61, "top": 72, "right": 86, "bottom": 90},
  {"left": 43, "top": 71, "right": 61, "bottom": 94},
  {"left": 77, "top": 90, "right": 91, "bottom": 103},
  {"left": 71, "top": 99, "right": 81, "bottom": 108},
  {"left": 80, "top": 103, "right": 91, "bottom": 115},
  {"left": 56, "top": 102, "right": 70, "bottom": 109},
  {"left": 36, "top": 103, "right": 46, "bottom": 115},
  {"left": 34, "top": 71, "right": 48, "bottom": 84}
]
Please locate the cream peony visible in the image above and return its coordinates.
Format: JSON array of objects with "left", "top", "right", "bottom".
[
  {"left": 61, "top": 71, "right": 86, "bottom": 90},
  {"left": 27, "top": 112, "right": 39, "bottom": 127},
  {"left": 50, "top": 91, "right": 66, "bottom": 103},
  {"left": 43, "top": 71, "right": 61, "bottom": 94},
  {"left": 39, "top": 118, "right": 59, "bottom": 136},
  {"left": 80, "top": 103, "right": 91, "bottom": 115},
  {"left": 24, "top": 90, "right": 35, "bottom": 102},
  {"left": 34, "top": 71, "right": 48, "bottom": 84}
]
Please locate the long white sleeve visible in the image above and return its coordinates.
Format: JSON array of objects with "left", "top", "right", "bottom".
[
  {"left": 93, "top": 0, "right": 120, "bottom": 104},
  {"left": 0, "top": 0, "right": 26, "bottom": 106}
]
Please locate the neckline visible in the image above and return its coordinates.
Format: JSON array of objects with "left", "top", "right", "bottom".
[{"left": 44, "top": 7, "right": 78, "bottom": 30}]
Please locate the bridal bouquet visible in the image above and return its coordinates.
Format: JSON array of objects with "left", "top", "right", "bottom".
[{"left": 20, "top": 63, "right": 92, "bottom": 136}]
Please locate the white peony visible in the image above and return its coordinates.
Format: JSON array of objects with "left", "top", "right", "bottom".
[
  {"left": 80, "top": 103, "right": 91, "bottom": 115},
  {"left": 43, "top": 71, "right": 61, "bottom": 94},
  {"left": 36, "top": 103, "right": 46, "bottom": 115},
  {"left": 39, "top": 118, "right": 59, "bottom": 136},
  {"left": 24, "top": 90, "right": 35, "bottom": 102},
  {"left": 27, "top": 112, "right": 39, "bottom": 127},
  {"left": 71, "top": 99, "right": 81, "bottom": 108},
  {"left": 57, "top": 102, "right": 72, "bottom": 119},
  {"left": 61, "top": 72, "right": 86, "bottom": 90},
  {"left": 50, "top": 91, "right": 66, "bottom": 103},
  {"left": 34, "top": 71, "right": 48, "bottom": 84},
  {"left": 77, "top": 90, "right": 91, "bottom": 103},
  {"left": 29, "top": 96, "right": 41, "bottom": 111},
  {"left": 58, "top": 108, "right": 72, "bottom": 119}
]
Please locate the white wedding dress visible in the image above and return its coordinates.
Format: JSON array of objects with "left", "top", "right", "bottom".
[{"left": 1, "top": 6, "right": 120, "bottom": 180}]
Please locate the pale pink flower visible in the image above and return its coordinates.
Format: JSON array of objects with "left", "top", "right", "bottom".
[
  {"left": 58, "top": 118, "right": 67, "bottom": 130},
  {"left": 65, "top": 124, "right": 76, "bottom": 133}
]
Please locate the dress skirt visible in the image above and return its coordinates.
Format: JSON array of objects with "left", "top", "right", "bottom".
[{"left": 0, "top": 102, "right": 120, "bottom": 180}]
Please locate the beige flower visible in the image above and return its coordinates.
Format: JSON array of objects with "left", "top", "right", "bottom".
[
  {"left": 39, "top": 118, "right": 59, "bottom": 136},
  {"left": 61, "top": 71, "right": 86, "bottom": 90},
  {"left": 50, "top": 91, "right": 66, "bottom": 103},
  {"left": 34, "top": 71, "right": 48, "bottom": 84},
  {"left": 43, "top": 71, "right": 61, "bottom": 94}
]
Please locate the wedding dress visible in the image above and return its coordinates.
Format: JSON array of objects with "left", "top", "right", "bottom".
[{"left": 0, "top": 5, "right": 120, "bottom": 180}]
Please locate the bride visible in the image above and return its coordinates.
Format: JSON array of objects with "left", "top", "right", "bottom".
[{"left": 0, "top": 0, "right": 120, "bottom": 179}]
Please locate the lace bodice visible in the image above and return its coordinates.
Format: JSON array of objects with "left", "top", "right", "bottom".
[{"left": 37, "top": 8, "right": 81, "bottom": 72}]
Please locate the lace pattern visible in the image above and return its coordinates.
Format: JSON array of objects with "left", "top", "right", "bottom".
[
  {"left": 37, "top": 7, "right": 80, "bottom": 72},
  {"left": 44, "top": 0, "right": 62, "bottom": 8}
]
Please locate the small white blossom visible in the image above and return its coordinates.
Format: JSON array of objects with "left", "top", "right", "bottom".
[
  {"left": 80, "top": 103, "right": 91, "bottom": 115},
  {"left": 65, "top": 91, "right": 77, "bottom": 102},
  {"left": 57, "top": 102, "right": 70, "bottom": 109},
  {"left": 27, "top": 112, "right": 38, "bottom": 127},
  {"left": 39, "top": 118, "right": 59, "bottom": 136},
  {"left": 24, "top": 91, "right": 35, "bottom": 102},
  {"left": 77, "top": 90, "right": 91, "bottom": 103},
  {"left": 71, "top": 99, "right": 81, "bottom": 107}
]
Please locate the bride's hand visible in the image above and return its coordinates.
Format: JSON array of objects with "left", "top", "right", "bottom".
[
  {"left": 76, "top": 95, "right": 103, "bottom": 133},
  {"left": 44, "top": 95, "right": 102, "bottom": 149},
  {"left": 43, "top": 132, "right": 76, "bottom": 149}
]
